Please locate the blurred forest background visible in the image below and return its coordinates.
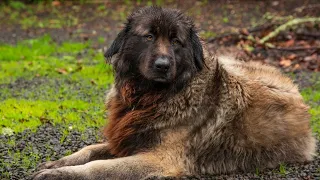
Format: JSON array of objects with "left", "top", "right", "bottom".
[{"left": 0, "top": 0, "right": 319, "bottom": 179}]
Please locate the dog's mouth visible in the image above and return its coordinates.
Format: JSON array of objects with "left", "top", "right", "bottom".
[{"left": 153, "top": 77, "right": 170, "bottom": 83}]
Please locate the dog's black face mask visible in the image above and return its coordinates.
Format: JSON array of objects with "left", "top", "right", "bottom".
[{"left": 105, "top": 7, "right": 204, "bottom": 92}]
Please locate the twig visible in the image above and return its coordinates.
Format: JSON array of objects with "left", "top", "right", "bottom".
[
  {"left": 296, "top": 32, "right": 320, "bottom": 38},
  {"left": 207, "top": 23, "right": 276, "bottom": 43},
  {"left": 207, "top": 32, "right": 238, "bottom": 43},
  {"left": 294, "top": 4, "right": 320, "bottom": 12},
  {"left": 269, "top": 46, "right": 320, "bottom": 51},
  {"left": 259, "top": 18, "right": 320, "bottom": 44},
  {"left": 247, "top": 24, "right": 276, "bottom": 33}
]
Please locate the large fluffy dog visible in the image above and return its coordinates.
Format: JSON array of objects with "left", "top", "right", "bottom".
[{"left": 33, "top": 7, "right": 315, "bottom": 180}]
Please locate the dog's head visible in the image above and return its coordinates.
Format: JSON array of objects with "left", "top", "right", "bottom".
[{"left": 105, "top": 7, "right": 204, "bottom": 90}]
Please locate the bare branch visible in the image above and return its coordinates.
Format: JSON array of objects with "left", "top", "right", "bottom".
[{"left": 259, "top": 18, "right": 320, "bottom": 44}]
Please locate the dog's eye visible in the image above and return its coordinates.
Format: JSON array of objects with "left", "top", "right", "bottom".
[
  {"left": 145, "top": 35, "right": 153, "bottom": 41},
  {"left": 171, "top": 39, "right": 180, "bottom": 46}
]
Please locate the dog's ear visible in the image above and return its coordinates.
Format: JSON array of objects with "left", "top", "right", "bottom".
[
  {"left": 190, "top": 29, "right": 204, "bottom": 71},
  {"left": 104, "top": 28, "right": 127, "bottom": 63}
]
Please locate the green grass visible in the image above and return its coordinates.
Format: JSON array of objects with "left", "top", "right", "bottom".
[
  {"left": 0, "top": 35, "right": 113, "bottom": 85},
  {"left": 0, "top": 35, "right": 113, "bottom": 134},
  {"left": 301, "top": 77, "right": 320, "bottom": 137},
  {"left": 0, "top": 99, "right": 105, "bottom": 133},
  {"left": 278, "top": 163, "right": 288, "bottom": 176},
  {"left": 1, "top": 3, "right": 80, "bottom": 29},
  {"left": 199, "top": 31, "right": 217, "bottom": 39}
]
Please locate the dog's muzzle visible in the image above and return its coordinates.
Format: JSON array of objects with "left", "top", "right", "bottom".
[
  {"left": 153, "top": 57, "right": 172, "bottom": 83},
  {"left": 154, "top": 57, "right": 170, "bottom": 72}
]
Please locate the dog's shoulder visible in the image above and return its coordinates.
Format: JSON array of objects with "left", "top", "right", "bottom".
[{"left": 217, "top": 55, "right": 300, "bottom": 95}]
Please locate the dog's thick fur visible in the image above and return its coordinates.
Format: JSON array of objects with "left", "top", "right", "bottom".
[{"left": 33, "top": 7, "right": 316, "bottom": 180}]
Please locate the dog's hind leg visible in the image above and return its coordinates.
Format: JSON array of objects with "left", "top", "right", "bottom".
[
  {"left": 32, "top": 151, "right": 184, "bottom": 180},
  {"left": 37, "top": 143, "right": 113, "bottom": 170}
]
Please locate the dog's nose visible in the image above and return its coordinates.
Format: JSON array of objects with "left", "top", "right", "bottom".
[{"left": 154, "top": 57, "right": 170, "bottom": 72}]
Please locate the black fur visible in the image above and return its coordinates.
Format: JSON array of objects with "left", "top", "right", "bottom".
[{"left": 105, "top": 7, "right": 205, "bottom": 94}]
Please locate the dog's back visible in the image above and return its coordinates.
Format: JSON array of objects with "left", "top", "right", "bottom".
[
  {"left": 103, "top": 55, "right": 316, "bottom": 175},
  {"left": 181, "top": 56, "right": 316, "bottom": 174}
]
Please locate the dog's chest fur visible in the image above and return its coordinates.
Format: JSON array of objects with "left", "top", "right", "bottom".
[{"left": 104, "top": 56, "right": 246, "bottom": 157}]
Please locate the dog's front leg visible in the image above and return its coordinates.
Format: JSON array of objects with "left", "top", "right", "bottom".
[
  {"left": 32, "top": 152, "right": 184, "bottom": 180},
  {"left": 37, "top": 143, "right": 113, "bottom": 170}
]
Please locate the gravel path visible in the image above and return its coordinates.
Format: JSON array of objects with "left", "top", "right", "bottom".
[
  {"left": 0, "top": 124, "right": 101, "bottom": 180},
  {"left": 1, "top": 123, "right": 319, "bottom": 180}
]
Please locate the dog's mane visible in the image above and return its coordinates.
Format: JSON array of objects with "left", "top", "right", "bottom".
[{"left": 104, "top": 81, "right": 164, "bottom": 157}]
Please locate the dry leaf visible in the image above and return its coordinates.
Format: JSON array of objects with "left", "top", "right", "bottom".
[
  {"left": 52, "top": 1, "right": 61, "bottom": 6},
  {"left": 279, "top": 58, "right": 291, "bottom": 67},
  {"left": 240, "top": 28, "right": 249, "bottom": 36},
  {"left": 304, "top": 54, "right": 317, "bottom": 61},
  {"left": 284, "top": 39, "right": 294, "bottom": 47},
  {"left": 287, "top": 54, "right": 297, "bottom": 60},
  {"left": 293, "top": 64, "right": 300, "bottom": 71},
  {"left": 56, "top": 68, "right": 68, "bottom": 74},
  {"left": 91, "top": 79, "right": 97, "bottom": 85}
]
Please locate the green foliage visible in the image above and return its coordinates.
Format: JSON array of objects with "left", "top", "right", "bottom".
[
  {"left": 255, "top": 167, "right": 260, "bottom": 176},
  {"left": 223, "top": 17, "right": 229, "bottom": 23},
  {"left": 8, "top": 1, "right": 26, "bottom": 10},
  {"left": 300, "top": 75, "right": 320, "bottom": 137},
  {"left": 200, "top": 31, "right": 217, "bottom": 39},
  {"left": 279, "top": 163, "right": 288, "bottom": 175}
]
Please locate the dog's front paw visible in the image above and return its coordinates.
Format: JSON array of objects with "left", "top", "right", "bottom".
[
  {"left": 37, "top": 160, "right": 66, "bottom": 170},
  {"left": 32, "top": 169, "right": 69, "bottom": 180}
]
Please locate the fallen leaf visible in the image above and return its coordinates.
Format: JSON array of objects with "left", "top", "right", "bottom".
[
  {"left": 284, "top": 39, "right": 294, "bottom": 47},
  {"left": 304, "top": 54, "right": 317, "bottom": 61},
  {"left": 293, "top": 64, "right": 300, "bottom": 71},
  {"left": 240, "top": 28, "right": 249, "bottom": 36},
  {"left": 52, "top": 0, "right": 61, "bottom": 6},
  {"left": 279, "top": 58, "right": 291, "bottom": 67},
  {"left": 56, "top": 68, "right": 68, "bottom": 74},
  {"left": 287, "top": 54, "right": 297, "bottom": 60},
  {"left": 18, "top": 118, "right": 29, "bottom": 123},
  {"left": 38, "top": 56, "right": 46, "bottom": 59},
  {"left": 39, "top": 116, "right": 51, "bottom": 124},
  {"left": 91, "top": 79, "right": 96, "bottom": 85},
  {"left": 272, "top": 1, "right": 279, "bottom": 6}
]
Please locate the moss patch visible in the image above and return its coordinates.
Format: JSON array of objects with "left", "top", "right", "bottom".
[
  {"left": 0, "top": 35, "right": 113, "bottom": 85},
  {"left": 0, "top": 99, "right": 105, "bottom": 133},
  {"left": 301, "top": 78, "right": 320, "bottom": 136},
  {"left": 0, "top": 35, "right": 113, "bottom": 134}
]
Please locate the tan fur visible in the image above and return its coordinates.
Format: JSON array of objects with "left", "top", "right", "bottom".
[
  {"left": 32, "top": 7, "right": 316, "bottom": 180},
  {"left": 157, "top": 38, "right": 169, "bottom": 55},
  {"left": 134, "top": 25, "right": 149, "bottom": 36}
]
